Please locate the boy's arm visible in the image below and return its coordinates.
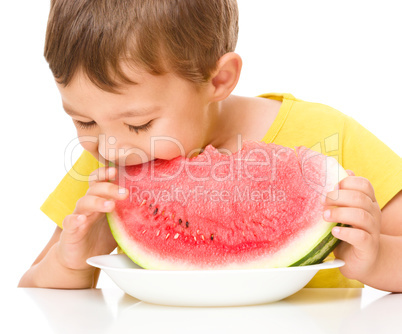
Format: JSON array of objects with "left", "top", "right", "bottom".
[
  {"left": 18, "top": 226, "right": 98, "bottom": 289},
  {"left": 379, "top": 190, "right": 402, "bottom": 235},
  {"left": 19, "top": 167, "right": 125, "bottom": 289},
  {"left": 361, "top": 234, "right": 402, "bottom": 291}
]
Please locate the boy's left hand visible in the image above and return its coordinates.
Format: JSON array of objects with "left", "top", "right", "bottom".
[{"left": 322, "top": 170, "right": 382, "bottom": 281}]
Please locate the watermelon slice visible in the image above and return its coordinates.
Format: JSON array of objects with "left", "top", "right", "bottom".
[{"left": 107, "top": 141, "right": 347, "bottom": 270}]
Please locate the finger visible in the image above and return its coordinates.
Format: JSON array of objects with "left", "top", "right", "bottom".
[
  {"left": 345, "top": 169, "right": 355, "bottom": 176},
  {"left": 86, "top": 181, "right": 128, "bottom": 200},
  {"left": 323, "top": 189, "right": 376, "bottom": 212},
  {"left": 88, "top": 167, "right": 116, "bottom": 186},
  {"left": 324, "top": 206, "right": 377, "bottom": 233},
  {"left": 338, "top": 176, "right": 377, "bottom": 203},
  {"left": 75, "top": 195, "right": 115, "bottom": 216},
  {"left": 62, "top": 214, "right": 86, "bottom": 232},
  {"left": 331, "top": 225, "right": 372, "bottom": 253}
]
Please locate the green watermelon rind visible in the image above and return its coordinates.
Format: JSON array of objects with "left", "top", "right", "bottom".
[
  {"left": 107, "top": 210, "right": 343, "bottom": 270},
  {"left": 107, "top": 211, "right": 157, "bottom": 270},
  {"left": 288, "top": 223, "right": 344, "bottom": 267}
]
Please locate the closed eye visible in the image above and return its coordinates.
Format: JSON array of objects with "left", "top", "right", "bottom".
[
  {"left": 73, "top": 119, "right": 153, "bottom": 134},
  {"left": 127, "top": 120, "right": 153, "bottom": 134},
  {"left": 74, "top": 120, "right": 97, "bottom": 129}
]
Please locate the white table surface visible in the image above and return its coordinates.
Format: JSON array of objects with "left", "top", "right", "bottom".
[{"left": 5, "top": 287, "right": 401, "bottom": 333}]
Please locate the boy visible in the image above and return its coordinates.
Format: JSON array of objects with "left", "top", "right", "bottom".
[{"left": 19, "top": 0, "right": 402, "bottom": 290}]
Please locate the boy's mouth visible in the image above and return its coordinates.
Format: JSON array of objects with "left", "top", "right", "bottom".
[{"left": 107, "top": 158, "right": 158, "bottom": 168}]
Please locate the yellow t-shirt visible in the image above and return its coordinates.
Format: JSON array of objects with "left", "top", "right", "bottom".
[{"left": 40, "top": 93, "right": 402, "bottom": 288}]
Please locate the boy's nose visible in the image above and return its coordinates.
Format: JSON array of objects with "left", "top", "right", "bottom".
[{"left": 97, "top": 134, "right": 118, "bottom": 163}]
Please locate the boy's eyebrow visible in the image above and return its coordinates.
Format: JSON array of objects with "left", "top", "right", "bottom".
[
  {"left": 63, "top": 105, "right": 160, "bottom": 119},
  {"left": 63, "top": 106, "right": 85, "bottom": 117},
  {"left": 116, "top": 107, "right": 160, "bottom": 119}
]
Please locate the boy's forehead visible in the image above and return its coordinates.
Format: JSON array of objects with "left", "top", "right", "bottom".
[
  {"left": 57, "top": 76, "right": 158, "bottom": 119},
  {"left": 56, "top": 65, "right": 201, "bottom": 119},
  {"left": 56, "top": 69, "right": 146, "bottom": 107},
  {"left": 63, "top": 67, "right": 142, "bottom": 90},
  {"left": 57, "top": 63, "right": 184, "bottom": 98}
]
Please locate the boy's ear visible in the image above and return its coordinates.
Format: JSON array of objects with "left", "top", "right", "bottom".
[{"left": 209, "top": 52, "right": 242, "bottom": 102}]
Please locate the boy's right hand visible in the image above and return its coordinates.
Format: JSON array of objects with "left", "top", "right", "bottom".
[{"left": 56, "top": 167, "right": 128, "bottom": 272}]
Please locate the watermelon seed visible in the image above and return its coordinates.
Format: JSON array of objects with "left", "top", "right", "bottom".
[
  {"left": 260, "top": 223, "right": 265, "bottom": 227},
  {"left": 186, "top": 221, "right": 189, "bottom": 228},
  {"left": 201, "top": 235, "right": 205, "bottom": 241},
  {"left": 156, "top": 230, "right": 160, "bottom": 237},
  {"left": 140, "top": 199, "right": 147, "bottom": 207},
  {"left": 210, "top": 234, "right": 214, "bottom": 241},
  {"left": 194, "top": 236, "right": 197, "bottom": 241},
  {"left": 174, "top": 233, "right": 180, "bottom": 239},
  {"left": 196, "top": 229, "right": 200, "bottom": 234},
  {"left": 149, "top": 203, "right": 152, "bottom": 208},
  {"left": 178, "top": 218, "right": 182, "bottom": 224},
  {"left": 166, "top": 233, "right": 170, "bottom": 239},
  {"left": 142, "top": 230, "right": 147, "bottom": 234},
  {"left": 153, "top": 208, "right": 158, "bottom": 215}
]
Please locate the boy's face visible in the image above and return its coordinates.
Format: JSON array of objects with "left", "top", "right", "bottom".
[{"left": 57, "top": 67, "right": 215, "bottom": 166}]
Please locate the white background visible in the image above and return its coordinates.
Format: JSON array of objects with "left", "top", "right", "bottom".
[{"left": 1, "top": 0, "right": 400, "bottom": 289}]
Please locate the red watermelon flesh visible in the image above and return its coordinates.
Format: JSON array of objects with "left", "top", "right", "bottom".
[{"left": 107, "top": 141, "right": 347, "bottom": 269}]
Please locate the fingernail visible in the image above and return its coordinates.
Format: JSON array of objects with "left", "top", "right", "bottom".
[
  {"left": 332, "top": 226, "right": 340, "bottom": 235},
  {"left": 77, "top": 215, "right": 86, "bottom": 223},
  {"left": 324, "top": 210, "right": 331, "bottom": 220},
  {"left": 104, "top": 200, "right": 113, "bottom": 208},
  {"left": 118, "top": 188, "right": 128, "bottom": 195}
]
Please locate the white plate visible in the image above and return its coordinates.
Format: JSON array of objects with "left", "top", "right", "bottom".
[{"left": 87, "top": 254, "right": 344, "bottom": 307}]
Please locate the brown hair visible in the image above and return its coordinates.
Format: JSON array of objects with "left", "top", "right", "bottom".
[{"left": 44, "top": 0, "right": 239, "bottom": 92}]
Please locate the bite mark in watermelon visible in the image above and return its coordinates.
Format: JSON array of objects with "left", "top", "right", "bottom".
[{"left": 107, "top": 141, "right": 347, "bottom": 269}]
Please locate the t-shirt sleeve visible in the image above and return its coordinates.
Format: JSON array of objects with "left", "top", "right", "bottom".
[
  {"left": 40, "top": 150, "right": 103, "bottom": 228},
  {"left": 342, "top": 116, "right": 402, "bottom": 209}
]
